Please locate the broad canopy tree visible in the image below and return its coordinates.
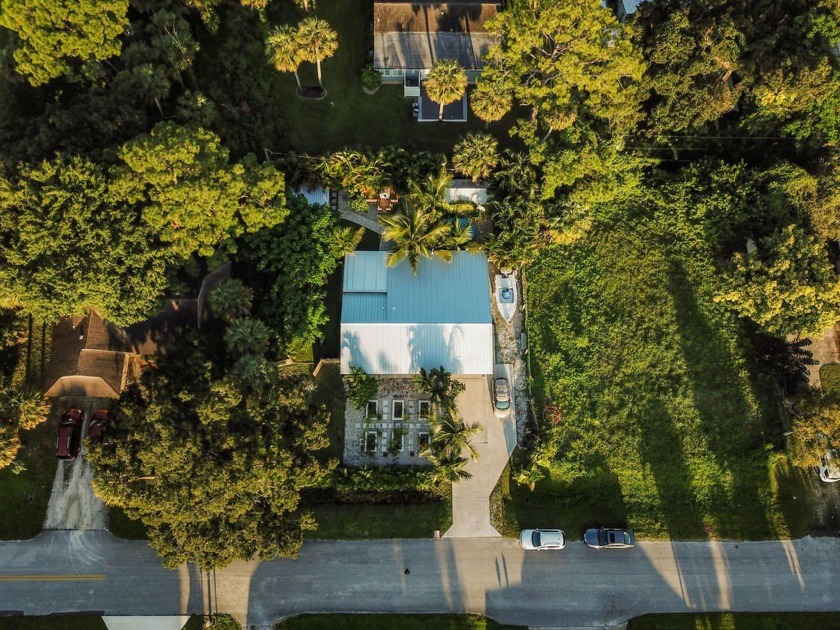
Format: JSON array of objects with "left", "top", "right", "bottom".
[
  {"left": 0, "top": 123, "right": 288, "bottom": 325},
  {"left": 0, "top": 0, "right": 130, "bottom": 86},
  {"left": 87, "top": 333, "right": 334, "bottom": 570}
]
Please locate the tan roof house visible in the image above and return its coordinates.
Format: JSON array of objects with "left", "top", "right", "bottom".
[{"left": 43, "top": 311, "right": 143, "bottom": 399}]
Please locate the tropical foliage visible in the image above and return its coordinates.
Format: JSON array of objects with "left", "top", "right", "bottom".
[
  {"left": 424, "top": 60, "right": 467, "bottom": 122},
  {"left": 87, "top": 330, "right": 335, "bottom": 570}
]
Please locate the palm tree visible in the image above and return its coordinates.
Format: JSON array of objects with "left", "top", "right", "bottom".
[
  {"left": 471, "top": 80, "right": 513, "bottom": 127},
  {"left": 407, "top": 161, "right": 473, "bottom": 218},
  {"left": 266, "top": 25, "right": 304, "bottom": 91},
  {"left": 224, "top": 318, "right": 271, "bottom": 357},
  {"left": 133, "top": 63, "right": 170, "bottom": 117},
  {"left": 331, "top": 226, "right": 366, "bottom": 258},
  {"left": 0, "top": 386, "right": 49, "bottom": 430},
  {"left": 432, "top": 407, "right": 480, "bottom": 461},
  {"left": 427, "top": 450, "right": 472, "bottom": 484},
  {"left": 296, "top": 17, "right": 338, "bottom": 88},
  {"left": 414, "top": 366, "right": 464, "bottom": 409},
  {"left": 425, "top": 60, "right": 467, "bottom": 122},
  {"left": 208, "top": 279, "right": 254, "bottom": 323},
  {"left": 452, "top": 132, "right": 500, "bottom": 182},
  {"left": 380, "top": 204, "right": 451, "bottom": 275},
  {"left": 0, "top": 425, "right": 20, "bottom": 470}
]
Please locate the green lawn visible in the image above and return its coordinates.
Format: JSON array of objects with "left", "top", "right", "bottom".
[
  {"left": 509, "top": 204, "right": 816, "bottom": 541},
  {"left": 628, "top": 612, "right": 840, "bottom": 630},
  {"left": 0, "top": 617, "right": 106, "bottom": 630},
  {"left": 312, "top": 362, "right": 346, "bottom": 461},
  {"left": 194, "top": 0, "right": 512, "bottom": 158},
  {"left": 819, "top": 363, "right": 840, "bottom": 397},
  {"left": 307, "top": 501, "right": 451, "bottom": 539},
  {"left": 276, "top": 614, "right": 523, "bottom": 630},
  {"left": 0, "top": 416, "right": 58, "bottom": 539}
]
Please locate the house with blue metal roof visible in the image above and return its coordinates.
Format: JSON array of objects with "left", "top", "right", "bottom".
[{"left": 340, "top": 251, "right": 494, "bottom": 376}]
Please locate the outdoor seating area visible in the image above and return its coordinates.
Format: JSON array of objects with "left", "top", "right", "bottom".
[{"left": 343, "top": 377, "right": 435, "bottom": 466}]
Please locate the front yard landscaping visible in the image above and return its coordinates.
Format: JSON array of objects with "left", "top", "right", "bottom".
[{"left": 503, "top": 203, "right": 817, "bottom": 540}]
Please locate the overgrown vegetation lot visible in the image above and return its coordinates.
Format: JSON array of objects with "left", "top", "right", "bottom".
[{"left": 506, "top": 203, "right": 814, "bottom": 540}]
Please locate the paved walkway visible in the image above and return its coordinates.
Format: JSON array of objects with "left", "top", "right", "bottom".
[
  {"left": 336, "top": 192, "right": 383, "bottom": 234},
  {"left": 2, "top": 532, "right": 840, "bottom": 628},
  {"left": 445, "top": 370, "right": 518, "bottom": 538}
]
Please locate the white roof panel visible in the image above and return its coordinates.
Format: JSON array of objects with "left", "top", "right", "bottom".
[{"left": 340, "top": 323, "right": 493, "bottom": 375}]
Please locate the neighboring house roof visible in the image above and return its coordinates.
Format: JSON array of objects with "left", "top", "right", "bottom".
[
  {"left": 340, "top": 251, "right": 493, "bottom": 375},
  {"left": 44, "top": 312, "right": 141, "bottom": 399},
  {"left": 446, "top": 179, "right": 489, "bottom": 205},
  {"left": 373, "top": 2, "right": 499, "bottom": 70},
  {"left": 619, "top": 0, "right": 651, "bottom": 18}
]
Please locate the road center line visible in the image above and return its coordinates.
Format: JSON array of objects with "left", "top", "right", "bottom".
[{"left": 0, "top": 574, "right": 106, "bottom": 582}]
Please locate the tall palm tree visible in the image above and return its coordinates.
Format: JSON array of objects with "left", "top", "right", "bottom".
[
  {"left": 432, "top": 407, "right": 480, "bottom": 461},
  {"left": 380, "top": 204, "right": 451, "bottom": 275},
  {"left": 130, "top": 63, "right": 170, "bottom": 117},
  {"left": 427, "top": 450, "right": 472, "bottom": 484},
  {"left": 0, "top": 386, "right": 49, "bottom": 430},
  {"left": 331, "top": 225, "right": 366, "bottom": 258},
  {"left": 208, "top": 279, "right": 254, "bottom": 323},
  {"left": 266, "top": 25, "right": 304, "bottom": 90},
  {"left": 425, "top": 60, "right": 467, "bottom": 121},
  {"left": 296, "top": 17, "right": 338, "bottom": 88},
  {"left": 224, "top": 318, "right": 271, "bottom": 357},
  {"left": 452, "top": 132, "right": 500, "bottom": 182},
  {"left": 407, "top": 161, "right": 473, "bottom": 218},
  {"left": 471, "top": 80, "right": 513, "bottom": 128},
  {"left": 414, "top": 366, "right": 464, "bottom": 410}
]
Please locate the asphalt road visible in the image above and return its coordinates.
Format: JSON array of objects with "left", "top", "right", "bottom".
[{"left": 1, "top": 532, "right": 839, "bottom": 628}]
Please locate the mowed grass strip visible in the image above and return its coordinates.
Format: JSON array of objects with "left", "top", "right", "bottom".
[
  {"left": 306, "top": 501, "right": 451, "bottom": 540},
  {"left": 513, "top": 205, "right": 812, "bottom": 541},
  {"left": 628, "top": 612, "right": 840, "bottom": 630}
]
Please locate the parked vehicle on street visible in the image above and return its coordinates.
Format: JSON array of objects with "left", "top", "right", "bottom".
[
  {"left": 584, "top": 527, "right": 636, "bottom": 549},
  {"left": 493, "top": 377, "right": 511, "bottom": 418},
  {"left": 87, "top": 409, "right": 111, "bottom": 441},
  {"left": 519, "top": 528, "right": 566, "bottom": 550},
  {"left": 818, "top": 449, "right": 840, "bottom": 483},
  {"left": 56, "top": 409, "right": 83, "bottom": 461}
]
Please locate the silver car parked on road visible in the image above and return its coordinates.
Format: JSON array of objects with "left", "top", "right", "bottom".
[
  {"left": 583, "top": 528, "right": 636, "bottom": 549},
  {"left": 519, "top": 528, "right": 566, "bottom": 550}
]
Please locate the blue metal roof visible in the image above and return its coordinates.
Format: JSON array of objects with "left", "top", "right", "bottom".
[
  {"left": 342, "top": 293, "right": 387, "bottom": 323},
  {"left": 340, "top": 252, "right": 491, "bottom": 324}
]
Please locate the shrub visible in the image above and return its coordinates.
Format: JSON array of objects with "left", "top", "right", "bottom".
[
  {"left": 346, "top": 367, "right": 379, "bottom": 410},
  {"left": 361, "top": 64, "right": 382, "bottom": 91}
]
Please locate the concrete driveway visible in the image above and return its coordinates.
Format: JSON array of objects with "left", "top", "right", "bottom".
[
  {"left": 2, "top": 532, "right": 840, "bottom": 628},
  {"left": 445, "top": 368, "right": 517, "bottom": 538},
  {"left": 44, "top": 397, "right": 108, "bottom": 531}
]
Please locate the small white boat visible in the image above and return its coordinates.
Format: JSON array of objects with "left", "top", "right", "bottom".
[{"left": 495, "top": 271, "right": 518, "bottom": 322}]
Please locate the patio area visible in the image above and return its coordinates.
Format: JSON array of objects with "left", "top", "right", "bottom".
[{"left": 343, "top": 377, "right": 435, "bottom": 466}]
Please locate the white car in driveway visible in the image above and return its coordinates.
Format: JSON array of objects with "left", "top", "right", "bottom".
[
  {"left": 493, "top": 377, "right": 511, "bottom": 418},
  {"left": 519, "top": 528, "right": 566, "bottom": 550},
  {"left": 818, "top": 449, "right": 840, "bottom": 483}
]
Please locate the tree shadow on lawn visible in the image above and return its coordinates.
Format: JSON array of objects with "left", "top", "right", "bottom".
[
  {"left": 665, "top": 259, "right": 775, "bottom": 540},
  {"left": 505, "top": 453, "right": 628, "bottom": 539}
]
